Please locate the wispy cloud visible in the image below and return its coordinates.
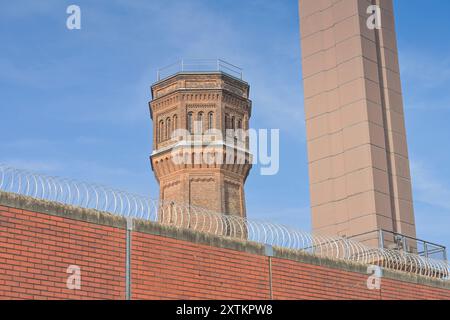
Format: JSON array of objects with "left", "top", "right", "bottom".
[
  {"left": 400, "top": 51, "right": 450, "bottom": 88},
  {"left": 411, "top": 160, "right": 450, "bottom": 211},
  {"left": 400, "top": 49, "right": 450, "bottom": 110},
  {"left": 408, "top": 160, "right": 450, "bottom": 247},
  {"left": 0, "top": 159, "right": 64, "bottom": 173},
  {"left": 0, "top": 156, "right": 155, "bottom": 195},
  {"left": 0, "top": 0, "right": 60, "bottom": 19},
  {"left": 248, "top": 205, "right": 311, "bottom": 231},
  {"left": 107, "top": 0, "right": 305, "bottom": 136}
]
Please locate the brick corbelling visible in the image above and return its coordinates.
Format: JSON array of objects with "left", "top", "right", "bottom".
[{"left": 1, "top": 191, "right": 450, "bottom": 300}]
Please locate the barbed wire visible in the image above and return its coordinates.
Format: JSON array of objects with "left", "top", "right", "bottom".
[{"left": 0, "top": 164, "right": 448, "bottom": 280}]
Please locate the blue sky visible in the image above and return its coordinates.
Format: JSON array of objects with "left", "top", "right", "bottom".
[{"left": 0, "top": 0, "right": 449, "bottom": 250}]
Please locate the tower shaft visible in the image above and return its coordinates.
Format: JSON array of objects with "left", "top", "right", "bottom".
[
  {"left": 299, "top": 0, "right": 416, "bottom": 241},
  {"left": 150, "top": 72, "right": 252, "bottom": 220}
]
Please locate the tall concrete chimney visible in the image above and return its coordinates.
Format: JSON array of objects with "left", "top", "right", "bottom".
[{"left": 299, "top": 0, "right": 416, "bottom": 241}]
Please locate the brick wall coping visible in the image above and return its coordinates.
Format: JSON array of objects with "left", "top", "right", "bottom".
[{"left": 1, "top": 190, "right": 449, "bottom": 291}]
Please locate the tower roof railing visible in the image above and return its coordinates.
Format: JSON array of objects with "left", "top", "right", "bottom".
[
  {"left": 156, "top": 59, "right": 243, "bottom": 81},
  {"left": 1, "top": 164, "right": 449, "bottom": 280}
]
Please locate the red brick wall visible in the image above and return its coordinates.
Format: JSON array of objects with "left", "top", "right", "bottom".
[
  {"left": 272, "top": 258, "right": 380, "bottom": 300},
  {"left": 131, "top": 232, "right": 269, "bottom": 299},
  {"left": 271, "top": 258, "right": 449, "bottom": 300},
  {"left": 1, "top": 203, "right": 449, "bottom": 300},
  {"left": 378, "top": 278, "right": 450, "bottom": 300},
  {"left": 0, "top": 205, "right": 126, "bottom": 300}
]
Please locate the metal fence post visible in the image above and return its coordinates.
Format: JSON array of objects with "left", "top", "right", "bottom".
[
  {"left": 402, "top": 236, "right": 407, "bottom": 252},
  {"left": 378, "top": 229, "right": 384, "bottom": 249},
  {"left": 265, "top": 244, "right": 274, "bottom": 300},
  {"left": 126, "top": 217, "right": 133, "bottom": 300}
]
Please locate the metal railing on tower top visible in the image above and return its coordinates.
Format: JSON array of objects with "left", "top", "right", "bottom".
[
  {"left": 156, "top": 59, "right": 243, "bottom": 81},
  {"left": 0, "top": 164, "right": 449, "bottom": 280}
]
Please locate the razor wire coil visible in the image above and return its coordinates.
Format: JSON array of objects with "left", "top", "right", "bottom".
[{"left": 0, "top": 164, "right": 448, "bottom": 280}]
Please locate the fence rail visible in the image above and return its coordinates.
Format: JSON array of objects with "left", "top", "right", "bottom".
[
  {"left": 156, "top": 59, "right": 243, "bottom": 81},
  {"left": 348, "top": 229, "right": 447, "bottom": 261},
  {"left": 0, "top": 164, "right": 449, "bottom": 280}
]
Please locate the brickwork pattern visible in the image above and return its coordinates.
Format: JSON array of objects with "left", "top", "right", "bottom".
[
  {"left": 0, "top": 205, "right": 126, "bottom": 299},
  {"left": 1, "top": 203, "right": 449, "bottom": 300}
]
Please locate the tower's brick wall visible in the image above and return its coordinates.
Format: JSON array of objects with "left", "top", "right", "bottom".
[
  {"left": 1, "top": 192, "right": 449, "bottom": 300},
  {"left": 149, "top": 73, "right": 252, "bottom": 218}
]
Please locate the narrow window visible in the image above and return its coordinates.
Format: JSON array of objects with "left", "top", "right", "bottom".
[
  {"left": 159, "top": 120, "right": 164, "bottom": 142},
  {"left": 166, "top": 117, "right": 171, "bottom": 140},
  {"left": 198, "top": 112, "right": 204, "bottom": 133},
  {"left": 187, "top": 112, "right": 193, "bottom": 134},
  {"left": 237, "top": 119, "right": 242, "bottom": 139},
  {"left": 208, "top": 112, "right": 214, "bottom": 129},
  {"left": 225, "top": 113, "right": 230, "bottom": 130},
  {"left": 173, "top": 115, "right": 177, "bottom": 131}
]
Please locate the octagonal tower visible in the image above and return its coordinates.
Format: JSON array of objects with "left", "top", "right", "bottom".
[{"left": 149, "top": 62, "right": 252, "bottom": 219}]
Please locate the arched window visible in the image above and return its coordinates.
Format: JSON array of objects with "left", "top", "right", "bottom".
[
  {"left": 197, "top": 112, "right": 203, "bottom": 133},
  {"left": 187, "top": 112, "right": 193, "bottom": 134},
  {"left": 225, "top": 113, "right": 230, "bottom": 130},
  {"left": 173, "top": 115, "right": 177, "bottom": 131},
  {"left": 208, "top": 112, "right": 214, "bottom": 130},
  {"left": 166, "top": 117, "right": 171, "bottom": 140},
  {"left": 159, "top": 120, "right": 164, "bottom": 142},
  {"left": 244, "top": 116, "right": 249, "bottom": 146},
  {"left": 237, "top": 119, "right": 242, "bottom": 139}
]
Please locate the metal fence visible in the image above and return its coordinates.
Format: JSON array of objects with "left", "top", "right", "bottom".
[
  {"left": 348, "top": 229, "right": 447, "bottom": 261},
  {"left": 0, "top": 164, "right": 449, "bottom": 280},
  {"left": 156, "top": 59, "right": 243, "bottom": 81}
]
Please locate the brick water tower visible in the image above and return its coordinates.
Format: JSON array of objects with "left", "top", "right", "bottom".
[{"left": 149, "top": 59, "right": 252, "bottom": 219}]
